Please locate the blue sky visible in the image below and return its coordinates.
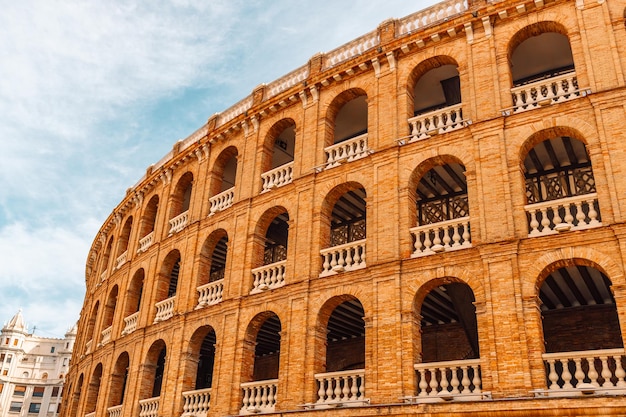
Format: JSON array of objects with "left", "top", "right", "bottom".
[{"left": 0, "top": 0, "right": 439, "bottom": 337}]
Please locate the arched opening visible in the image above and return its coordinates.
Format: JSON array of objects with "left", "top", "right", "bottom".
[
  {"left": 413, "top": 280, "right": 482, "bottom": 398},
  {"left": 320, "top": 185, "right": 366, "bottom": 276},
  {"left": 240, "top": 313, "right": 281, "bottom": 413},
  {"left": 508, "top": 23, "right": 579, "bottom": 111},
  {"left": 167, "top": 172, "right": 193, "bottom": 234},
  {"left": 100, "top": 238, "right": 114, "bottom": 277},
  {"left": 109, "top": 352, "right": 130, "bottom": 408},
  {"left": 85, "top": 363, "right": 103, "bottom": 414},
  {"left": 138, "top": 195, "right": 159, "bottom": 252},
  {"left": 122, "top": 269, "right": 143, "bottom": 335},
  {"left": 411, "top": 162, "right": 470, "bottom": 255},
  {"left": 100, "top": 285, "right": 118, "bottom": 344},
  {"left": 324, "top": 90, "right": 369, "bottom": 167},
  {"left": 154, "top": 251, "right": 181, "bottom": 323},
  {"left": 522, "top": 135, "right": 600, "bottom": 235},
  {"left": 538, "top": 263, "right": 624, "bottom": 391},
  {"left": 251, "top": 209, "right": 289, "bottom": 293},
  {"left": 68, "top": 374, "right": 83, "bottom": 417},
  {"left": 197, "top": 231, "right": 228, "bottom": 307},
  {"left": 115, "top": 217, "right": 133, "bottom": 264},
  {"left": 140, "top": 340, "right": 167, "bottom": 402},
  {"left": 84, "top": 301, "right": 99, "bottom": 353},
  {"left": 261, "top": 120, "right": 295, "bottom": 192},
  {"left": 209, "top": 147, "right": 238, "bottom": 215}
]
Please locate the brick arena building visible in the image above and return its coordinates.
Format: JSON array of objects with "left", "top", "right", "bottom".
[{"left": 63, "top": 0, "right": 626, "bottom": 416}]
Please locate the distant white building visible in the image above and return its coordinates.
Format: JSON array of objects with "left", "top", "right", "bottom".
[{"left": 0, "top": 310, "right": 75, "bottom": 417}]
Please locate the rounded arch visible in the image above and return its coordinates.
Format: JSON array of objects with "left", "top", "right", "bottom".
[
  {"left": 262, "top": 118, "right": 296, "bottom": 174},
  {"left": 100, "top": 237, "right": 114, "bottom": 274},
  {"left": 408, "top": 55, "right": 461, "bottom": 116},
  {"left": 242, "top": 311, "right": 282, "bottom": 382},
  {"left": 184, "top": 325, "right": 218, "bottom": 391},
  {"left": 253, "top": 206, "right": 290, "bottom": 266},
  {"left": 108, "top": 352, "right": 130, "bottom": 407},
  {"left": 124, "top": 268, "right": 145, "bottom": 318},
  {"left": 102, "top": 285, "right": 119, "bottom": 331},
  {"left": 85, "top": 363, "right": 103, "bottom": 414},
  {"left": 139, "top": 194, "right": 159, "bottom": 239},
  {"left": 210, "top": 146, "right": 239, "bottom": 195},
  {"left": 116, "top": 216, "right": 133, "bottom": 258},
  {"left": 320, "top": 182, "right": 367, "bottom": 254},
  {"left": 168, "top": 172, "right": 193, "bottom": 219},
  {"left": 325, "top": 88, "right": 368, "bottom": 147},
  {"left": 198, "top": 229, "right": 229, "bottom": 287},
  {"left": 141, "top": 339, "right": 167, "bottom": 400},
  {"left": 507, "top": 21, "right": 574, "bottom": 85},
  {"left": 84, "top": 300, "right": 100, "bottom": 346},
  {"left": 69, "top": 373, "right": 84, "bottom": 417},
  {"left": 518, "top": 126, "right": 590, "bottom": 165},
  {"left": 157, "top": 249, "right": 182, "bottom": 301}
]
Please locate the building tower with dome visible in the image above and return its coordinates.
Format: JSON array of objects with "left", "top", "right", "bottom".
[{"left": 65, "top": 0, "right": 626, "bottom": 416}]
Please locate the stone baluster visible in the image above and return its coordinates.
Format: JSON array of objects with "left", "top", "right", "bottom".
[
  {"left": 600, "top": 356, "right": 612, "bottom": 387},
  {"left": 561, "top": 359, "right": 573, "bottom": 389}
]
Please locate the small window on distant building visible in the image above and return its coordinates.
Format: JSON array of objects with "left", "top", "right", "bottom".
[
  {"left": 52, "top": 387, "right": 60, "bottom": 397},
  {"left": 13, "top": 339, "right": 18, "bottom": 346},
  {"left": 13, "top": 385, "right": 26, "bottom": 396},
  {"left": 9, "top": 401, "right": 22, "bottom": 412},
  {"left": 50, "top": 346, "right": 55, "bottom": 353},
  {"left": 2, "top": 370, "right": 8, "bottom": 376},
  {"left": 0, "top": 353, "right": 5, "bottom": 361},
  {"left": 6, "top": 354, "right": 12, "bottom": 363},
  {"left": 0, "top": 383, "right": 4, "bottom": 393},
  {"left": 33, "top": 387, "right": 45, "bottom": 397},
  {"left": 66, "top": 342, "right": 69, "bottom": 349},
  {"left": 4, "top": 338, "right": 9, "bottom": 344},
  {"left": 28, "top": 402, "right": 41, "bottom": 413},
  {"left": 63, "top": 358, "right": 68, "bottom": 366},
  {"left": 41, "top": 373, "right": 48, "bottom": 380}
]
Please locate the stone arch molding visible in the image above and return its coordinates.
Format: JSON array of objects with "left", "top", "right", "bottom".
[{"left": 522, "top": 246, "right": 626, "bottom": 296}]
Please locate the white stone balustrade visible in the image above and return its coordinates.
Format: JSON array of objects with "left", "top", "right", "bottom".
[
  {"left": 398, "top": 0, "right": 468, "bottom": 34},
  {"left": 209, "top": 188, "right": 234, "bottom": 215},
  {"left": 122, "top": 312, "right": 139, "bottom": 335},
  {"left": 138, "top": 396, "right": 160, "bottom": 417},
  {"left": 408, "top": 104, "right": 465, "bottom": 142},
  {"left": 315, "top": 369, "right": 367, "bottom": 406},
  {"left": 511, "top": 71, "right": 581, "bottom": 114},
  {"left": 154, "top": 296, "right": 175, "bottom": 323},
  {"left": 137, "top": 232, "right": 154, "bottom": 253},
  {"left": 100, "top": 325, "right": 112, "bottom": 346},
  {"left": 251, "top": 261, "right": 286, "bottom": 294},
  {"left": 542, "top": 349, "right": 626, "bottom": 396},
  {"left": 182, "top": 388, "right": 212, "bottom": 416},
  {"left": 324, "top": 133, "right": 369, "bottom": 169},
  {"left": 240, "top": 379, "right": 278, "bottom": 415},
  {"left": 410, "top": 216, "right": 471, "bottom": 257},
  {"left": 100, "top": 270, "right": 107, "bottom": 282},
  {"left": 85, "top": 339, "right": 92, "bottom": 354},
  {"left": 168, "top": 210, "right": 189, "bottom": 235},
  {"left": 320, "top": 239, "right": 366, "bottom": 277},
  {"left": 525, "top": 193, "right": 600, "bottom": 237},
  {"left": 266, "top": 65, "right": 309, "bottom": 99},
  {"left": 196, "top": 280, "right": 224, "bottom": 308},
  {"left": 324, "top": 30, "right": 379, "bottom": 69},
  {"left": 115, "top": 251, "right": 128, "bottom": 270},
  {"left": 413, "top": 359, "right": 482, "bottom": 401},
  {"left": 261, "top": 162, "right": 293, "bottom": 192},
  {"left": 85, "top": 412, "right": 96, "bottom": 417},
  {"left": 107, "top": 405, "right": 123, "bottom": 417}
]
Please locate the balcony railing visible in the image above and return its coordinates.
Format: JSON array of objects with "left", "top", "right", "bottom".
[
  {"left": 169, "top": 210, "right": 189, "bottom": 235},
  {"left": 209, "top": 188, "right": 234, "bottom": 215},
  {"left": 196, "top": 280, "right": 224, "bottom": 308},
  {"left": 107, "top": 405, "right": 123, "bottom": 417},
  {"left": 85, "top": 339, "right": 92, "bottom": 355},
  {"left": 251, "top": 260, "right": 286, "bottom": 294},
  {"left": 320, "top": 239, "right": 366, "bottom": 277},
  {"left": 100, "top": 270, "right": 107, "bottom": 282},
  {"left": 100, "top": 325, "right": 112, "bottom": 346},
  {"left": 85, "top": 412, "right": 95, "bottom": 417},
  {"left": 240, "top": 379, "right": 278, "bottom": 415},
  {"left": 154, "top": 296, "right": 175, "bottom": 323},
  {"left": 412, "top": 359, "right": 484, "bottom": 402},
  {"left": 410, "top": 216, "right": 471, "bottom": 257},
  {"left": 510, "top": 71, "right": 582, "bottom": 114},
  {"left": 114, "top": 251, "right": 128, "bottom": 270},
  {"left": 324, "top": 133, "right": 369, "bottom": 169},
  {"left": 261, "top": 162, "right": 294, "bottom": 193},
  {"left": 525, "top": 193, "right": 600, "bottom": 236},
  {"left": 122, "top": 312, "right": 139, "bottom": 335},
  {"left": 137, "top": 232, "right": 154, "bottom": 253},
  {"left": 138, "top": 396, "right": 160, "bottom": 417},
  {"left": 182, "top": 387, "right": 211, "bottom": 416},
  {"left": 540, "top": 349, "right": 626, "bottom": 396},
  {"left": 314, "top": 369, "right": 367, "bottom": 407},
  {"left": 407, "top": 104, "right": 466, "bottom": 142}
]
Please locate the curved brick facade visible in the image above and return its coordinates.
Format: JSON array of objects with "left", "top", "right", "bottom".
[{"left": 64, "top": 0, "right": 626, "bottom": 416}]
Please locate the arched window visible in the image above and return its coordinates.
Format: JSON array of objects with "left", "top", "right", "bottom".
[
  {"left": 522, "top": 135, "right": 600, "bottom": 235},
  {"left": 251, "top": 209, "right": 289, "bottom": 293},
  {"left": 100, "top": 238, "right": 114, "bottom": 279},
  {"left": 413, "top": 280, "right": 482, "bottom": 399},
  {"left": 109, "top": 352, "right": 130, "bottom": 408},
  {"left": 324, "top": 89, "right": 370, "bottom": 167},
  {"left": 168, "top": 172, "right": 193, "bottom": 234},
  {"left": 139, "top": 340, "right": 167, "bottom": 408},
  {"left": 320, "top": 184, "right": 366, "bottom": 276},
  {"left": 410, "top": 161, "right": 471, "bottom": 255},
  {"left": 197, "top": 231, "right": 228, "bottom": 307},
  {"left": 509, "top": 23, "right": 580, "bottom": 112},
  {"left": 84, "top": 301, "right": 99, "bottom": 353},
  {"left": 154, "top": 251, "right": 181, "bottom": 323},
  {"left": 538, "top": 263, "right": 624, "bottom": 391},
  {"left": 261, "top": 119, "right": 296, "bottom": 192},
  {"left": 85, "top": 363, "right": 103, "bottom": 414},
  {"left": 101, "top": 286, "right": 118, "bottom": 344},
  {"left": 209, "top": 147, "right": 238, "bottom": 215},
  {"left": 138, "top": 195, "right": 159, "bottom": 252},
  {"left": 181, "top": 326, "right": 216, "bottom": 416},
  {"left": 69, "top": 374, "right": 83, "bottom": 417},
  {"left": 115, "top": 217, "right": 133, "bottom": 268}
]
